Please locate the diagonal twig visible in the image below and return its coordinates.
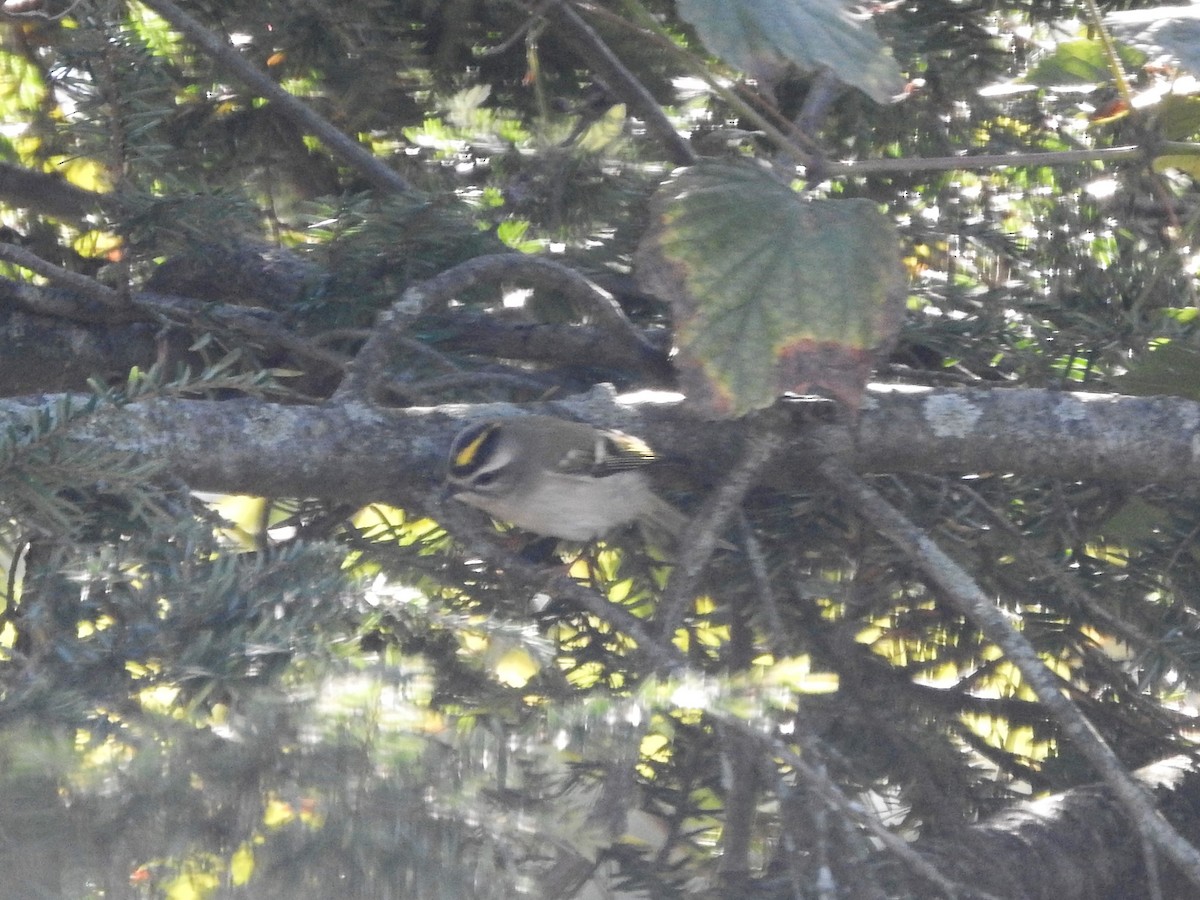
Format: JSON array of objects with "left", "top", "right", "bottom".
[
  {"left": 0, "top": 241, "right": 127, "bottom": 311},
  {"left": 433, "top": 497, "right": 686, "bottom": 669},
  {"left": 819, "top": 458, "right": 1200, "bottom": 893},
  {"left": 139, "top": 0, "right": 412, "bottom": 195},
  {"left": 656, "top": 425, "right": 782, "bottom": 639},
  {"left": 545, "top": 0, "right": 697, "bottom": 167},
  {"left": 722, "top": 716, "right": 1005, "bottom": 900}
]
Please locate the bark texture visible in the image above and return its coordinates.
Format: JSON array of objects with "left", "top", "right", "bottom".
[{"left": 4, "top": 387, "right": 1200, "bottom": 508}]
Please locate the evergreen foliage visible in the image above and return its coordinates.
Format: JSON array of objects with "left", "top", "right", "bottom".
[{"left": 0, "top": 0, "right": 1198, "bottom": 897}]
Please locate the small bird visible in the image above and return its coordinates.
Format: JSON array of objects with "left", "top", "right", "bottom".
[{"left": 445, "top": 415, "right": 695, "bottom": 544}]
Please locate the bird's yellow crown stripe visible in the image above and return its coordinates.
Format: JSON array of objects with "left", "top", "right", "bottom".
[{"left": 453, "top": 426, "right": 495, "bottom": 468}]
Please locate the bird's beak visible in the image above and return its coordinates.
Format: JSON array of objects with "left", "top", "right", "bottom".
[{"left": 438, "top": 483, "right": 458, "bottom": 505}]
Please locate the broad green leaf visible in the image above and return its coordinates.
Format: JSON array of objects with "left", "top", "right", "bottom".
[
  {"left": 1155, "top": 95, "right": 1200, "bottom": 140},
  {"left": 759, "top": 656, "right": 840, "bottom": 694},
  {"left": 1098, "top": 496, "right": 1169, "bottom": 547},
  {"left": 493, "top": 647, "right": 540, "bottom": 688},
  {"left": 1152, "top": 152, "right": 1200, "bottom": 178},
  {"left": 1023, "top": 39, "right": 1144, "bottom": 87},
  {"left": 496, "top": 219, "right": 542, "bottom": 253},
  {"left": 675, "top": 0, "right": 904, "bottom": 104},
  {"left": 635, "top": 161, "right": 906, "bottom": 417},
  {"left": 577, "top": 103, "right": 628, "bottom": 152}
]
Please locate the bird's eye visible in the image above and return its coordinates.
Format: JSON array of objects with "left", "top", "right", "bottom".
[{"left": 473, "top": 470, "right": 501, "bottom": 488}]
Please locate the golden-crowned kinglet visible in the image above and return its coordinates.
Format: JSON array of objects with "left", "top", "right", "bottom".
[{"left": 445, "top": 415, "right": 692, "bottom": 543}]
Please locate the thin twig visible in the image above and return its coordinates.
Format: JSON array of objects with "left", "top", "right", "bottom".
[
  {"left": 426, "top": 314, "right": 673, "bottom": 384},
  {"left": 574, "top": 0, "right": 1181, "bottom": 182},
  {"left": 338, "top": 253, "right": 665, "bottom": 401},
  {"left": 383, "top": 370, "right": 557, "bottom": 404},
  {"left": 717, "top": 722, "right": 759, "bottom": 878},
  {"left": 725, "top": 717, "right": 1003, "bottom": 900},
  {"left": 390, "top": 334, "right": 463, "bottom": 373},
  {"left": 3, "top": 278, "right": 123, "bottom": 323},
  {"left": 133, "top": 292, "right": 348, "bottom": 373},
  {"left": 1082, "top": 0, "right": 1132, "bottom": 105},
  {"left": 0, "top": 0, "right": 84, "bottom": 21},
  {"left": 433, "top": 498, "right": 686, "bottom": 669},
  {"left": 954, "top": 481, "right": 1190, "bottom": 675},
  {"left": 657, "top": 425, "right": 782, "bottom": 639},
  {"left": 546, "top": 1, "right": 697, "bottom": 167},
  {"left": 139, "top": 0, "right": 413, "bottom": 195},
  {"left": 739, "top": 512, "right": 789, "bottom": 659},
  {"left": 309, "top": 327, "right": 372, "bottom": 348},
  {"left": 548, "top": 564, "right": 684, "bottom": 667},
  {"left": 0, "top": 161, "right": 107, "bottom": 220},
  {"left": 475, "top": 0, "right": 558, "bottom": 57},
  {"left": 0, "top": 241, "right": 126, "bottom": 310},
  {"left": 955, "top": 478, "right": 1172, "bottom": 900},
  {"left": 0, "top": 262, "right": 348, "bottom": 374},
  {"left": 586, "top": 0, "right": 814, "bottom": 164},
  {"left": 824, "top": 144, "right": 1158, "bottom": 176},
  {"left": 819, "top": 459, "right": 1200, "bottom": 893}
]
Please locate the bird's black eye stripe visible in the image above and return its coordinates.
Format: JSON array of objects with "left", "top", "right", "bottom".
[{"left": 473, "top": 469, "right": 500, "bottom": 487}]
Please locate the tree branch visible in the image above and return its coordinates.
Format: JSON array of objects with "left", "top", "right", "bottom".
[
  {"left": 824, "top": 144, "right": 1156, "bottom": 176},
  {"left": 819, "top": 459, "right": 1200, "bottom": 891},
  {"left": 871, "top": 755, "right": 1200, "bottom": 898},
  {"left": 0, "top": 272, "right": 347, "bottom": 385},
  {"left": 0, "top": 309, "right": 165, "bottom": 395},
  {"left": 338, "top": 253, "right": 669, "bottom": 400},
  {"left": 733, "top": 719, "right": 1005, "bottom": 900},
  {"left": 546, "top": 1, "right": 697, "bottom": 167},
  {"left": 423, "top": 313, "right": 674, "bottom": 386},
  {"left": 138, "top": 0, "right": 413, "bottom": 195},
  {"left": 0, "top": 242, "right": 127, "bottom": 311},
  {"left": 430, "top": 496, "right": 686, "bottom": 668},
  {"left": 657, "top": 423, "right": 782, "bottom": 638},
  {"left": 6, "top": 387, "right": 1200, "bottom": 505},
  {"left": 0, "top": 162, "right": 108, "bottom": 221},
  {"left": 847, "top": 385, "right": 1200, "bottom": 486}
]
